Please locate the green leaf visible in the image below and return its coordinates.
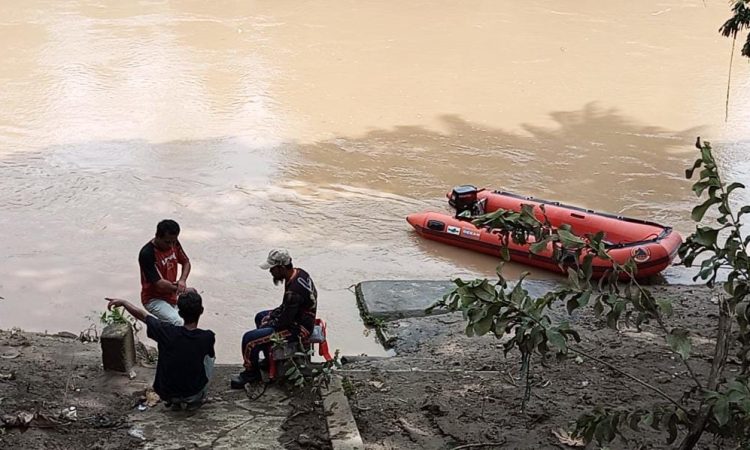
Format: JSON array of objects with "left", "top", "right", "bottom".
[
  {"left": 566, "top": 297, "right": 578, "bottom": 315},
  {"left": 578, "top": 291, "right": 591, "bottom": 308},
  {"left": 727, "top": 388, "right": 745, "bottom": 403},
  {"left": 685, "top": 158, "right": 703, "bottom": 179},
  {"left": 546, "top": 329, "right": 566, "bottom": 353},
  {"left": 529, "top": 238, "right": 549, "bottom": 255},
  {"left": 582, "top": 254, "right": 594, "bottom": 281},
  {"left": 460, "top": 292, "right": 478, "bottom": 307},
  {"left": 691, "top": 197, "right": 721, "bottom": 222},
  {"left": 510, "top": 281, "right": 527, "bottom": 303},
  {"left": 692, "top": 180, "right": 709, "bottom": 197},
  {"left": 713, "top": 396, "right": 730, "bottom": 427},
  {"left": 692, "top": 227, "right": 719, "bottom": 247},
  {"left": 657, "top": 300, "right": 673, "bottom": 317},
  {"left": 727, "top": 182, "right": 745, "bottom": 195},
  {"left": 593, "top": 417, "right": 616, "bottom": 444},
  {"left": 473, "top": 314, "right": 494, "bottom": 336},
  {"left": 606, "top": 310, "right": 618, "bottom": 329},
  {"left": 724, "top": 280, "right": 735, "bottom": 296},
  {"left": 558, "top": 228, "right": 585, "bottom": 248},
  {"left": 474, "top": 287, "right": 495, "bottom": 302},
  {"left": 593, "top": 298, "right": 604, "bottom": 317},
  {"left": 667, "top": 328, "right": 692, "bottom": 360},
  {"left": 529, "top": 326, "right": 544, "bottom": 349},
  {"left": 566, "top": 267, "right": 581, "bottom": 290}
]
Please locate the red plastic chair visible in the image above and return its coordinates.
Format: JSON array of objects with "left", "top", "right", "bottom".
[{"left": 268, "top": 318, "right": 332, "bottom": 380}]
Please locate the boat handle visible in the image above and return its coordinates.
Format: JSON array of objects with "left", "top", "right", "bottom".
[{"left": 570, "top": 213, "right": 585, "bottom": 219}]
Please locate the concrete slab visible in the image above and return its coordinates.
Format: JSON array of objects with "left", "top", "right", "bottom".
[
  {"left": 356, "top": 279, "right": 561, "bottom": 322},
  {"left": 356, "top": 280, "right": 455, "bottom": 321},
  {"left": 323, "top": 376, "right": 364, "bottom": 450},
  {"left": 126, "top": 366, "right": 291, "bottom": 450}
]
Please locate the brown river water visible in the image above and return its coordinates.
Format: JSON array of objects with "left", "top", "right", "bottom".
[{"left": 1, "top": 1, "right": 750, "bottom": 362}]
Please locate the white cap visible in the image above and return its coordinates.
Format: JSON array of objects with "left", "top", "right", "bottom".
[{"left": 259, "top": 249, "right": 292, "bottom": 269}]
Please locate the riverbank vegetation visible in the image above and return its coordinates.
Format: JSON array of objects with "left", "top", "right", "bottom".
[
  {"left": 422, "top": 8, "right": 750, "bottom": 446},
  {"left": 431, "top": 138, "right": 750, "bottom": 448}
]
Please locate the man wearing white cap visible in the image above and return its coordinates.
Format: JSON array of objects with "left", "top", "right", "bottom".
[{"left": 231, "top": 249, "right": 318, "bottom": 388}]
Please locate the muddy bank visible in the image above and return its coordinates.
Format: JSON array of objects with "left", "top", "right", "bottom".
[
  {"left": 0, "top": 329, "right": 330, "bottom": 449},
  {"left": 0, "top": 329, "right": 144, "bottom": 449},
  {"left": 0, "top": 283, "right": 735, "bottom": 449},
  {"left": 343, "top": 284, "right": 733, "bottom": 449}
]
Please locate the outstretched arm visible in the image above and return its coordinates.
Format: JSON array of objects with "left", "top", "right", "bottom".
[{"left": 104, "top": 298, "right": 149, "bottom": 322}]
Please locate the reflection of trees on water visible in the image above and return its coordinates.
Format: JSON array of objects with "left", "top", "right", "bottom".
[{"left": 288, "top": 103, "right": 703, "bottom": 231}]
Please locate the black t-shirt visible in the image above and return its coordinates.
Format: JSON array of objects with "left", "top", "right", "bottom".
[
  {"left": 145, "top": 316, "right": 215, "bottom": 399},
  {"left": 268, "top": 268, "right": 317, "bottom": 334}
]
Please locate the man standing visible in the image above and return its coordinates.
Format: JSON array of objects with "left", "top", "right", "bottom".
[
  {"left": 139, "top": 219, "right": 192, "bottom": 326},
  {"left": 231, "top": 249, "right": 318, "bottom": 388},
  {"left": 105, "top": 292, "right": 215, "bottom": 409}
]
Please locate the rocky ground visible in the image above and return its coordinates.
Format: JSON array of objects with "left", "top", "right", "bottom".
[
  {"left": 0, "top": 329, "right": 330, "bottom": 449},
  {"left": 0, "top": 328, "right": 142, "bottom": 449},
  {"left": 342, "top": 284, "right": 738, "bottom": 449}
]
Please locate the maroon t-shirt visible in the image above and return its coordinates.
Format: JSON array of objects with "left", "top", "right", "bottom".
[{"left": 139, "top": 240, "right": 189, "bottom": 305}]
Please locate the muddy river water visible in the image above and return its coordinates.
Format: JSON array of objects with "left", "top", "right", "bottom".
[{"left": 1, "top": 1, "right": 749, "bottom": 362}]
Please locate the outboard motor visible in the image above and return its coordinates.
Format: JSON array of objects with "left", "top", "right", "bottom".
[{"left": 449, "top": 185, "right": 479, "bottom": 217}]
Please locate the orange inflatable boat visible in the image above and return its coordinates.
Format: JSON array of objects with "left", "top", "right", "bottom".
[{"left": 406, "top": 186, "right": 682, "bottom": 279}]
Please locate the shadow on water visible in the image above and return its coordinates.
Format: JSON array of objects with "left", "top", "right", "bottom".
[
  {"left": 287, "top": 103, "right": 703, "bottom": 233},
  {"left": 283, "top": 103, "right": 713, "bottom": 283}
]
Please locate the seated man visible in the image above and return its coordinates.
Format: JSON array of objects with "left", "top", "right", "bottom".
[
  {"left": 231, "top": 249, "right": 317, "bottom": 388},
  {"left": 105, "top": 292, "right": 215, "bottom": 409}
]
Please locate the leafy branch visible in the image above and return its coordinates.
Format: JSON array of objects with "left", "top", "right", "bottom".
[
  {"left": 271, "top": 334, "right": 341, "bottom": 395},
  {"left": 100, "top": 306, "right": 141, "bottom": 333},
  {"left": 431, "top": 138, "right": 750, "bottom": 448}
]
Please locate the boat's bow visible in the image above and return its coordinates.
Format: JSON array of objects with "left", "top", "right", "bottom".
[{"left": 406, "top": 212, "right": 427, "bottom": 231}]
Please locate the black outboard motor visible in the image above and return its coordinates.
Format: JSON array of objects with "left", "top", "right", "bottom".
[{"left": 449, "top": 185, "right": 479, "bottom": 217}]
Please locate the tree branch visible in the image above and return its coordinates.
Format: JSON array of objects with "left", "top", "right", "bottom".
[
  {"left": 678, "top": 295, "right": 733, "bottom": 450},
  {"left": 653, "top": 312, "right": 705, "bottom": 391},
  {"left": 619, "top": 272, "right": 705, "bottom": 391},
  {"left": 568, "top": 347, "right": 688, "bottom": 414}
]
